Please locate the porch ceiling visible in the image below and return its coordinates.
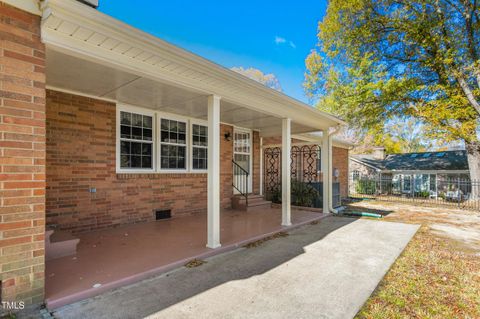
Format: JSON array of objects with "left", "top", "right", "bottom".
[{"left": 46, "top": 49, "right": 316, "bottom": 136}]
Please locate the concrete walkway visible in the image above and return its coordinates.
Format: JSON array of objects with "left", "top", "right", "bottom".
[{"left": 53, "top": 217, "right": 419, "bottom": 319}]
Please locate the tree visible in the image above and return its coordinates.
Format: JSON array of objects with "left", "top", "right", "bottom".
[
  {"left": 304, "top": 0, "right": 480, "bottom": 182},
  {"left": 345, "top": 118, "right": 432, "bottom": 154},
  {"left": 231, "top": 67, "right": 282, "bottom": 91}
]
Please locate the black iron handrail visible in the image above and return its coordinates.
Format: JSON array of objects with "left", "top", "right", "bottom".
[{"left": 232, "top": 159, "right": 249, "bottom": 206}]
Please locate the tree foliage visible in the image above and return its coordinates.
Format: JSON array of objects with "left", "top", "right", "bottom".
[
  {"left": 304, "top": 0, "right": 480, "bottom": 146},
  {"left": 231, "top": 67, "right": 282, "bottom": 91}
]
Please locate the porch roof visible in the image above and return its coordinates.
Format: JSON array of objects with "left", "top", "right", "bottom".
[{"left": 41, "top": 0, "right": 345, "bottom": 137}]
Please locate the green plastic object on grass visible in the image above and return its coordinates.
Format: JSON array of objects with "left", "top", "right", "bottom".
[{"left": 344, "top": 211, "right": 382, "bottom": 218}]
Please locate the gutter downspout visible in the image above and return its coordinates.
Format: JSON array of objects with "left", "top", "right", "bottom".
[{"left": 328, "top": 125, "right": 342, "bottom": 214}]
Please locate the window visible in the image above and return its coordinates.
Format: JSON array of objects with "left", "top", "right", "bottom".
[
  {"left": 403, "top": 175, "right": 411, "bottom": 192},
  {"left": 160, "top": 118, "right": 187, "bottom": 170},
  {"left": 429, "top": 174, "right": 437, "bottom": 192},
  {"left": 192, "top": 124, "right": 208, "bottom": 170},
  {"left": 352, "top": 170, "right": 360, "bottom": 181},
  {"left": 116, "top": 105, "right": 214, "bottom": 173},
  {"left": 119, "top": 111, "right": 153, "bottom": 170}
]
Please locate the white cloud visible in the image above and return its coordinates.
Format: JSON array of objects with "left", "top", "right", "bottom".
[
  {"left": 274, "top": 36, "right": 286, "bottom": 44},
  {"left": 274, "top": 35, "right": 296, "bottom": 49}
]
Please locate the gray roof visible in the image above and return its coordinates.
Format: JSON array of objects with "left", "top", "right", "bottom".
[{"left": 352, "top": 150, "right": 469, "bottom": 171}]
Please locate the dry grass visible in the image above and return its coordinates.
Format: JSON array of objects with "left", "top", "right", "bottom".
[
  {"left": 244, "top": 231, "right": 289, "bottom": 248},
  {"left": 354, "top": 201, "right": 480, "bottom": 319},
  {"left": 184, "top": 259, "right": 206, "bottom": 268}
]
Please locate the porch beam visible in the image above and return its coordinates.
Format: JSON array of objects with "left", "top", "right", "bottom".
[
  {"left": 207, "top": 95, "right": 221, "bottom": 248},
  {"left": 322, "top": 129, "right": 330, "bottom": 213},
  {"left": 282, "top": 118, "right": 292, "bottom": 226}
]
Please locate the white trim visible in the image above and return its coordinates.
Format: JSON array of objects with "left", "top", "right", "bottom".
[
  {"left": 3, "top": 0, "right": 41, "bottom": 16},
  {"left": 190, "top": 119, "right": 208, "bottom": 173},
  {"left": 281, "top": 118, "right": 292, "bottom": 226},
  {"left": 291, "top": 133, "right": 355, "bottom": 149},
  {"left": 207, "top": 95, "right": 221, "bottom": 248},
  {"left": 46, "top": 85, "right": 118, "bottom": 103},
  {"left": 264, "top": 140, "right": 351, "bottom": 150},
  {"left": 116, "top": 104, "right": 156, "bottom": 174},
  {"left": 384, "top": 169, "right": 470, "bottom": 174},
  {"left": 233, "top": 126, "right": 253, "bottom": 194},
  {"left": 259, "top": 137, "right": 263, "bottom": 196},
  {"left": 115, "top": 103, "right": 215, "bottom": 174},
  {"left": 158, "top": 114, "right": 189, "bottom": 173}
]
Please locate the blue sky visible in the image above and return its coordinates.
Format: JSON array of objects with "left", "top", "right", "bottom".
[{"left": 99, "top": 1, "right": 327, "bottom": 104}]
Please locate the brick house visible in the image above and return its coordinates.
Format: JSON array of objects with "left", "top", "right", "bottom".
[{"left": 0, "top": 0, "right": 351, "bottom": 311}]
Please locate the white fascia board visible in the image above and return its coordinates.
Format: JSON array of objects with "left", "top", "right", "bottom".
[
  {"left": 41, "top": 0, "right": 345, "bottom": 130},
  {"left": 292, "top": 133, "right": 355, "bottom": 149},
  {"left": 3, "top": 0, "right": 41, "bottom": 15}
]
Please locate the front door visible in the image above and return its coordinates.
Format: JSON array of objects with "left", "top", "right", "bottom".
[{"left": 233, "top": 128, "right": 252, "bottom": 194}]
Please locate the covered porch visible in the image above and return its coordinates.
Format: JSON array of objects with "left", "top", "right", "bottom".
[
  {"left": 45, "top": 207, "right": 328, "bottom": 309},
  {"left": 41, "top": 0, "right": 345, "bottom": 310}
]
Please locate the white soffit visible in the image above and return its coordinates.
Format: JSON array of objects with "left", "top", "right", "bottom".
[
  {"left": 41, "top": 0, "right": 345, "bottom": 131},
  {"left": 46, "top": 49, "right": 317, "bottom": 136}
]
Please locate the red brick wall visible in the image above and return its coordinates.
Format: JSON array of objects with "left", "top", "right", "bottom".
[
  {"left": 332, "top": 147, "right": 348, "bottom": 197},
  {"left": 0, "top": 2, "right": 46, "bottom": 305},
  {"left": 46, "top": 90, "right": 260, "bottom": 233},
  {"left": 220, "top": 124, "right": 233, "bottom": 208}
]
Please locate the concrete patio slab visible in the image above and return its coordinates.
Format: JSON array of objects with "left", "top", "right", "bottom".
[
  {"left": 53, "top": 217, "right": 419, "bottom": 319},
  {"left": 46, "top": 207, "right": 327, "bottom": 309}
]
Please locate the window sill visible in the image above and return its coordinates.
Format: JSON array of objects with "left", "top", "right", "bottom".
[{"left": 116, "top": 171, "right": 207, "bottom": 179}]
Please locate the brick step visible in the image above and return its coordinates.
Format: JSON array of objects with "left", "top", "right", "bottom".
[{"left": 45, "top": 230, "right": 80, "bottom": 261}]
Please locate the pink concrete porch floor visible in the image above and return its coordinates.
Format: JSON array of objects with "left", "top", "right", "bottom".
[{"left": 45, "top": 206, "right": 328, "bottom": 309}]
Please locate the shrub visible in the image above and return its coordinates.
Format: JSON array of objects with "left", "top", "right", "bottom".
[
  {"left": 291, "top": 179, "right": 319, "bottom": 207},
  {"left": 355, "top": 179, "right": 377, "bottom": 194}
]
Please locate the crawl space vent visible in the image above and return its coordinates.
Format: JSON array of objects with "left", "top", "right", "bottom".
[{"left": 155, "top": 209, "right": 171, "bottom": 220}]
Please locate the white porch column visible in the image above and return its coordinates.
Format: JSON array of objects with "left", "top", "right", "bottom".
[
  {"left": 207, "top": 95, "right": 221, "bottom": 248},
  {"left": 322, "top": 129, "right": 330, "bottom": 213},
  {"left": 282, "top": 118, "right": 291, "bottom": 226},
  {"left": 259, "top": 137, "right": 264, "bottom": 196}
]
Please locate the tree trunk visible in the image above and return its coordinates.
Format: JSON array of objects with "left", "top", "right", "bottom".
[{"left": 465, "top": 140, "right": 480, "bottom": 199}]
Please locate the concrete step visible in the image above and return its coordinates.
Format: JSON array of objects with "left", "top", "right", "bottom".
[
  {"left": 45, "top": 230, "right": 80, "bottom": 261},
  {"left": 231, "top": 194, "right": 272, "bottom": 210},
  {"left": 246, "top": 200, "right": 272, "bottom": 209}
]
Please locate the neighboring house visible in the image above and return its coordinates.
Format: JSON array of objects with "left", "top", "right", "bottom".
[
  {"left": 0, "top": 0, "right": 350, "bottom": 309},
  {"left": 350, "top": 147, "right": 471, "bottom": 198}
]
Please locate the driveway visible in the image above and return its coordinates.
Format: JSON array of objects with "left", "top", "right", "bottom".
[{"left": 53, "top": 216, "right": 419, "bottom": 319}]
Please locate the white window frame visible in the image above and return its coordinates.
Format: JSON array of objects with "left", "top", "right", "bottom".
[
  {"left": 190, "top": 119, "right": 208, "bottom": 172},
  {"left": 116, "top": 104, "right": 156, "bottom": 173},
  {"left": 158, "top": 113, "right": 189, "bottom": 173},
  {"left": 233, "top": 127, "right": 253, "bottom": 193},
  {"left": 116, "top": 104, "right": 215, "bottom": 174}
]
